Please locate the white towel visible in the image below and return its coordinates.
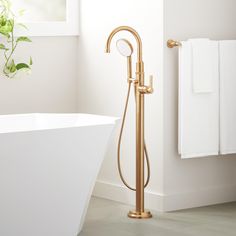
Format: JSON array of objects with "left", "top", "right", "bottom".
[
  {"left": 178, "top": 40, "right": 219, "bottom": 159},
  {"left": 219, "top": 40, "right": 236, "bottom": 155},
  {"left": 189, "top": 39, "right": 216, "bottom": 93}
]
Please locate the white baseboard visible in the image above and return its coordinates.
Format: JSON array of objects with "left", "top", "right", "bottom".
[
  {"left": 93, "top": 180, "right": 164, "bottom": 212},
  {"left": 93, "top": 180, "right": 236, "bottom": 212},
  {"left": 163, "top": 184, "right": 236, "bottom": 212}
]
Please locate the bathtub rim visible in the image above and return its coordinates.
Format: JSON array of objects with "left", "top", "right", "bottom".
[{"left": 0, "top": 113, "right": 120, "bottom": 134}]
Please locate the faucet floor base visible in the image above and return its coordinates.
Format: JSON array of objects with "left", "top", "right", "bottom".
[{"left": 128, "top": 210, "right": 152, "bottom": 219}]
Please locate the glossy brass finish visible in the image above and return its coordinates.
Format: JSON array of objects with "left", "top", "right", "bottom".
[
  {"left": 105, "top": 26, "right": 153, "bottom": 219},
  {"left": 167, "top": 39, "right": 182, "bottom": 48}
]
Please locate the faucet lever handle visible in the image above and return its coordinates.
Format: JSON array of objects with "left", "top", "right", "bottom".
[
  {"left": 149, "top": 75, "right": 153, "bottom": 87},
  {"left": 138, "top": 75, "right": 154, "bottom": 94},
  {"left": 147, "top": 75, "right": 154, "bottom": 94}
]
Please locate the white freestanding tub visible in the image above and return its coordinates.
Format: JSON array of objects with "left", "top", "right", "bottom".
[{"left": 0, "top": 113, "right": 118, "bottom": 236}]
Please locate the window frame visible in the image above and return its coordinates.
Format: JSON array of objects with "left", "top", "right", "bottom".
[{"left": 15, "top": 0, "right": 79, "bottom": 36}]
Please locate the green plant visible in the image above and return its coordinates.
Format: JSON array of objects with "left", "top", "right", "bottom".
[{"left": 0, "top": 0, "right": 32, "bottom": 78}]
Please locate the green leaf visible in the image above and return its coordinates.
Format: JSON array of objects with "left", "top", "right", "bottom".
[
  {"left": 16, "top": 63, "right": 30, "bottom": 70},
  {"left": 0, "top": 19, "right": 14, "bottom": 37},
  {"left": 8, "top": 60, "right": 17, "bottom": 73},
  {"left": 17, "top": 23, "right": 28, "bottom": 30},
  {"left": 18, "top": 9, "right": 26, "bottom": 16},
  {"left": 0, "top": 16, "right": 7, "bottom": 26},
  {"left": 29, "top": 56, "right": 33, "bottom": 65},
  {"left": 0, "top": 43, "right": 8, "bottom": 50},
  {"left": 16, "top": 36, "right": 32, "bottom": 43},
  {"left": 0, "top": 2, "right": 32, "bottom": 78}
]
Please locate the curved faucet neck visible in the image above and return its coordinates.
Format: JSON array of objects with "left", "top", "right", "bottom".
[{"left": 105, "top": 26, "right": 143, "bottom": 62}]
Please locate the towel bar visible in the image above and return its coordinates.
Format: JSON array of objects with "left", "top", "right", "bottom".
[{"left": 167, "top": 39, "right": 182, "bottom": 48}]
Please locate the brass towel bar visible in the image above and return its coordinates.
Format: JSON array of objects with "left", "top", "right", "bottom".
[{"left": 167, "top": 39, "right": 182, "bottom": 48}]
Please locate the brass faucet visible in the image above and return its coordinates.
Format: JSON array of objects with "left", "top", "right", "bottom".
[{"left": 105, "top": 26, "right": 153, "bottom": 219}]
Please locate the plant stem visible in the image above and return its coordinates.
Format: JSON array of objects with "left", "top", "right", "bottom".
[{"left": 3, "top": 18, "right": 17, "bottom": 77}]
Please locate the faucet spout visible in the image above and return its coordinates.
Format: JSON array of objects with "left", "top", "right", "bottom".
[{"left": 105, "top": 26, "right": 143, "bottom": 62}]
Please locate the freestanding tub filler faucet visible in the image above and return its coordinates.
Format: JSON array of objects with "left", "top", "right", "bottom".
[{"left": 105, "top": 26, "right": 154, "bottom": 219}]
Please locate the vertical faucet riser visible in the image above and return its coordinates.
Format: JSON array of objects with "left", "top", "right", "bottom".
[{"left": 105, "top": 26, "right": 153, "bottom": 219}]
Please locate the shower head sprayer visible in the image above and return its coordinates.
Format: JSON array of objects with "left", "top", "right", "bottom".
[
  {"left": 116, "top": 39, "right": 134, "bottom": 80},
  {"left": 116, "top": 39, "right": 134, "bottom": 57}
]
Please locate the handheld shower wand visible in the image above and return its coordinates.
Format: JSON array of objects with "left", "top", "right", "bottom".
[
  {"left": 105, "top": 26, "right": 154, "bottom": 219},
  {"left": 116, "top": 39, "right": 133, "bottom": 80}
]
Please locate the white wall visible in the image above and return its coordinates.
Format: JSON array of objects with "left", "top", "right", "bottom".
[
  {"left": 163, "top": 0, "right": 236, "bottom": 211},
  {"left": 0, "top": 37, "right": 78, "bottom": 114},
  {"left": 78, "top": 0, "right": 236, "bottom": 212},
  {"left": 78, "top": 0, "right": 164, "bottom": 211}
]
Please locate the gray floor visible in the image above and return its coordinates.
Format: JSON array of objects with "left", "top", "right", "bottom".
[{"left": 80, "top": 197, "right": 236, "bottom": 236}]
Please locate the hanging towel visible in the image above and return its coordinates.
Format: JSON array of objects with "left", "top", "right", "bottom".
[
  {"left": 219, "top": 40, "right": 236, "bottom": 155},
  {"left": 189, "top": 39, "right": 217, "bottom": 93},
  {"left": 178, "top": 40, "right": 219, "bottom": 159}
]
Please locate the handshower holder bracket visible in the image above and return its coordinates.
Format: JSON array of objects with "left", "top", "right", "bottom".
[{"left": 128, "top": 77, "right": 138, "bottom": 84}]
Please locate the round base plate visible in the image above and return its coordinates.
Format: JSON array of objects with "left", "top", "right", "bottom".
[{"left": 128, "top": 210, "right": 152, "bottom": 219}]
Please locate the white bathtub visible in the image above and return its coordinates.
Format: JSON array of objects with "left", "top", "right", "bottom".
[{"left": 0, "top": 113, "right": 118, "bottom": 236}]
